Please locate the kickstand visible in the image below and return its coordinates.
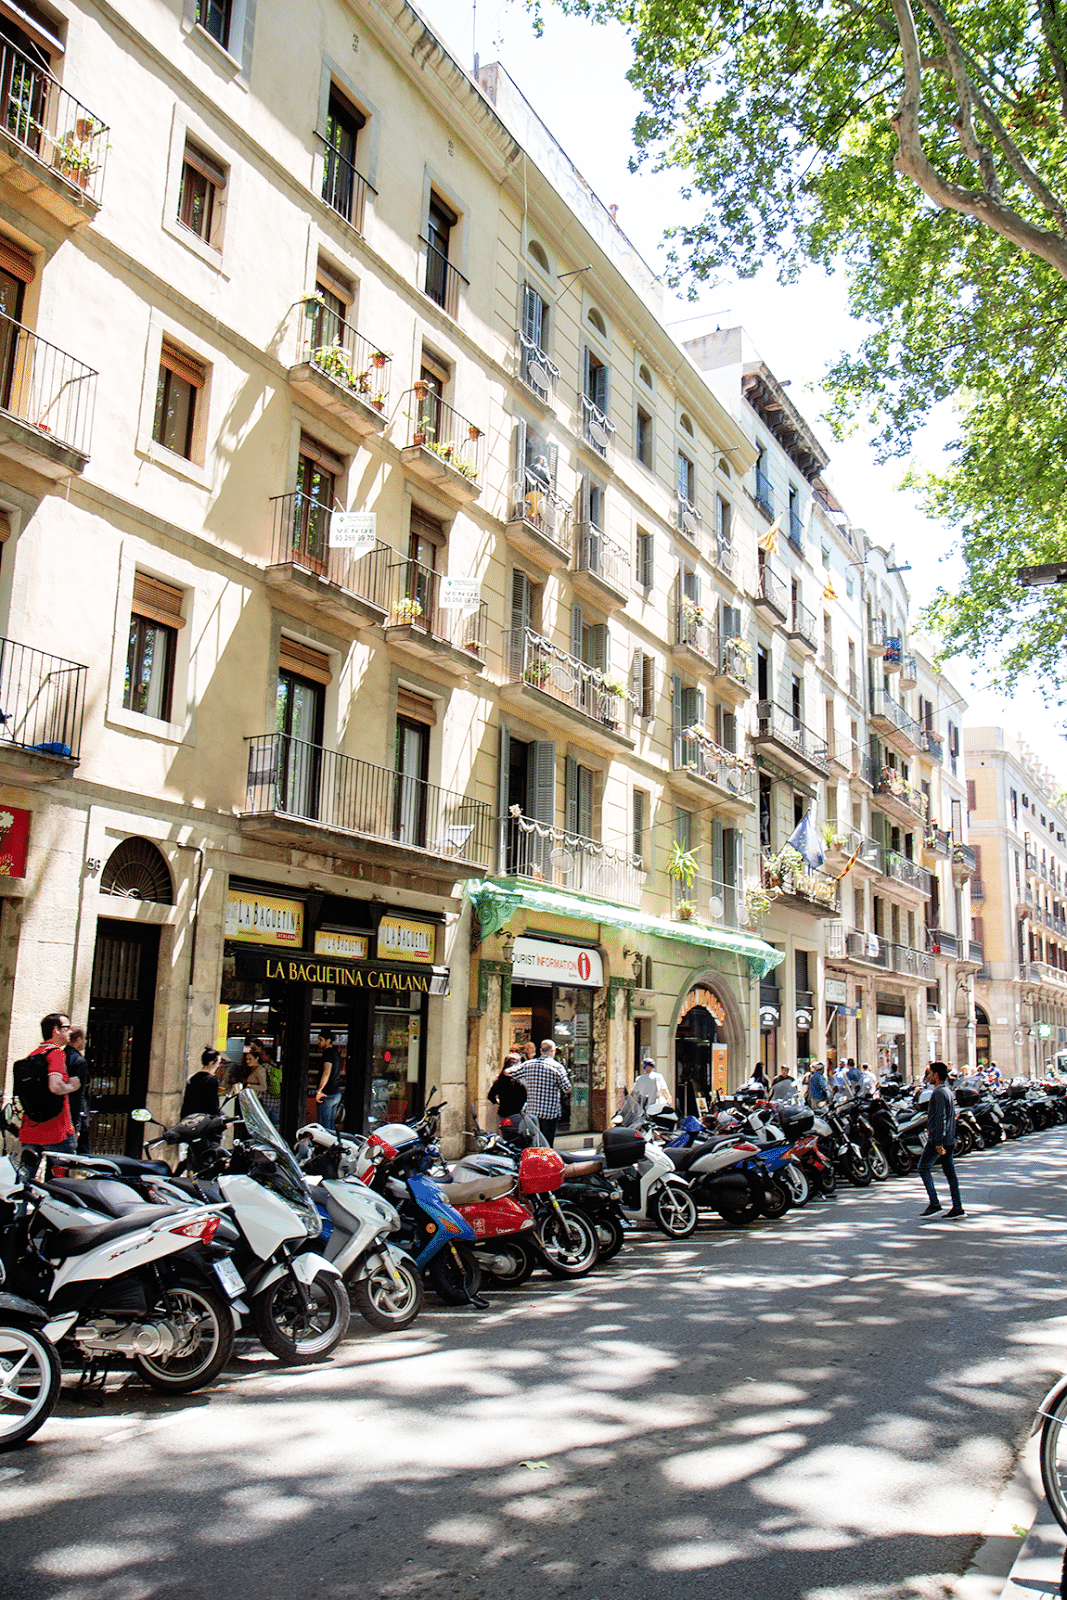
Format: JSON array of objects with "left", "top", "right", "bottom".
[{"left": 74, "top": 1361, "right": 110, "bottom": 1403}]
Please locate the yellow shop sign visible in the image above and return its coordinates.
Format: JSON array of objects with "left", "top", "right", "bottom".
[
  {"left": 377, "top": 915, "right": 436, "bottom": 964},
  {"left": 226, "top": 889, "right": 304, "bottom": 947}
]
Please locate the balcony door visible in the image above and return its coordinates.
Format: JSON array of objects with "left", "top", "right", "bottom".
[
  {"left": 276, "top": 662, "right": 324, "bottom": 819},
  {"left": 292, "top": 436, "right": 341, "bottom": 576},
  {"left": 0, "top": 254, "right": 26, "bottom": 415},
  {"left": 394, "top": 715, "right": 428, "bottom": 847}
]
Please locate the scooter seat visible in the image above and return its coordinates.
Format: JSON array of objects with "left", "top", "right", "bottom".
[
  {"left": 559, "top": 1158, "right": 603, "bottom": 1177},
  {"left": 557, "top": 1149, "right": 606, "bottom": 1168},
  {"left": 437, "top": 1175, "right": 514, "bottom": 1205},
  {"left": 51, "top": 1205, "right": 191, "bottom": 1256}
]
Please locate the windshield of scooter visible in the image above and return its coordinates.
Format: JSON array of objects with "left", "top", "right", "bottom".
[
  {"left": 616, "top": 1093, "right": 645, "bottom": 1129},
  {"left": 237, "top": 1088, "right": 321, "bottom": 1236}
]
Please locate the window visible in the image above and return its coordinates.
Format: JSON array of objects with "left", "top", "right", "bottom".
[
  {"left": 677, "top": 449, "right": 695, "bottom": 507},
  {"left": 177, "top": 140, "right": 225, "bottom": 246},
  {"left": 322, "top": 89, "right": 367, "bottom": 231},
  {"left": 755, "top": 446, "right": 773, "bottom": 517},
  {"left": 584, "top": 348, "right": 608, "bottom": 413},
  {"left": 276, "top": 642, "right": 329, "bottom": 818},
  {"left": 679, "top": 412, "right": 694, "bottom": 437},
  {"left": 571, "top": 603, "right": 607, "bottom": 672},
  {"left": 395, "top": 714, "right": 430, "bottom": 847},
  {"left": 715, "top": 494, "right": 731, "bottom": 557},
  {"left": 425, "top": 192, "right": 458, "bottom": 313},
  {"left": 633, "top": 649, "right": 655, "bottom": 717},
  {"left": 636, "top": 528, "right": 654, "bottom": 589},
  {"left": 633, "top": 788, "right": 648, "bottom": 868},
  {"left": 307, "top": 262, "right": 352, "bottom": 359},
  {"left": 635, "top": 404, "right": 652, "bottom": 467},
  {"left": 511, "top": 419, "right": 559, "bottom": 535},
  {"left": 196, "top": 0, "right": 231, "bottom": 47},
  {"left": 638, "top": 362, "right": 653, "bottom": 389},
  {"left": 519, "top": 282, "right": 556, "bottom": 398},
  {"left": 528, "top": 238, "right": 550, "bottom": 272},
  {"left": 566, "top": 756, "right": 595, "bottom": 839},
  {"left": 153, "top": 342, "right": 204, "bottom": 460},
  {"left": 788, "top": 484, "right": 802, "bottom": 548},
  {"left": 588, "top": 306, "right": 607, "bottom": 337},
  {"left": 291, "top": 433, "right": 344, "bottom": 573},
  {"left": 124, "top": 575, "right": 185, "bottom": 721}
]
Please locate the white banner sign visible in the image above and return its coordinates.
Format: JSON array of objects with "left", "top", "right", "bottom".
[
  {"left": 825, "top": 978, "right": 848, "bottom": 1005},
  {"left": 330, "top": 512, "right": 376, "bottom": 550},
  {"left": 439, "top": 576, "right": 481, "bottom": 612},
  {"left": 511, "top": 936, "right": 603, "bottom": 988}
]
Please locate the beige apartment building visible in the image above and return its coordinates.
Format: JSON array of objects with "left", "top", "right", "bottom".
[
  {"left": 966, "top": 728, "right": 1067, "bottom": 1077},
  {"left": 0, "top": 0, "right": 796, "bottom": 1156}
]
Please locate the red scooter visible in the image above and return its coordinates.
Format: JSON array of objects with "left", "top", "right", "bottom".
[{"left": 441, "top": 1147, "right": 600, "bottom": 1287}]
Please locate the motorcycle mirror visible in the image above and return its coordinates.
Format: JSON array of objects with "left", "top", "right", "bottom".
[{"left": 130, "top": 1108, "right": 152, "bottom": 1122}]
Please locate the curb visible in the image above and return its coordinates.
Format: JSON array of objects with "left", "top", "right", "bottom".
[{"left": 954, "top": 1432, "right": 1061, "bottom": 1599}]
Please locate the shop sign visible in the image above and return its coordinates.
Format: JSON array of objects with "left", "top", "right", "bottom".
[
  {"left": 255, "top": 953, "right": 449, "bottom": 995},
  {"left": 759, "top": 1006, "right": 780, "bottom": 1029},
  {"left": 314, "top": 930, "right": 368, "bottom": 960},
  {"left": 1039, "top": 1023, "right": 1053, "bottom": 1038},
  {"left": 795, "top": 1008, "right": 813, "bottom": 1028},
  {"left": 678, "top": 985, "right": 727, "bottom": 1028},
  {"left": 877, "top": 1014, "right": 906, "bottom": 1033},
  {"left": 712, "top": 1043, "right": 728, "bottom": 1094},
  {"left": 825, "top": 978, "right": 848, "bottom": 1005},
  {"left": 226, "top": 889, "right": 304, "bottom": 946},
  {"left": 512, "top": 937, "right": 603, "bottom": 987},
  {"left": 0, "top": 806, "right": 29, "bottom": 877},
  {"left": 377, "top": 915, "right": 437, "bottom": 964}
]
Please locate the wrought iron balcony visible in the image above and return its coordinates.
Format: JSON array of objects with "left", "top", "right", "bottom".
[
  {"left": 674, "top": 872, "right": 741, "bottom": 929},
  {"left": 755, "top": 701, "right": 831, "bottom": 778},
  {"left": 755, "top": 563, "right": 787, "bottom": 619},
  {"left": 503, "top": 628, "right": 630, "bottom": 735},
  {"left": 823, "top": 828, "right": 882, "bottom": 873},
  {"left": 401, "top": 389, "right": 484, "bottom": 499},
  {"left": 755, "top": 466, "right": 774, "bottom": 520},
  {"left": 1026, "top": 851, "right": 1038, "bottom": 872},
  {"left": 517, "top": 331, "right": 559, "bottom": 402},
  {"left": 320, "top": 138, "right": 375, "bottom": 235},
  {"left": 870, "top": 687, "right": 922, "bottom": 748},
  {"left": 580, "top": 394, "right": 614, "bottom": 460},
  {"left": 921, "top": 728, "right": 944, "bottom": 761},
  {"left": 0, "top": 308, "right": 96, "bottom": 468},
  {"left": 504, "top": 812, "right": 643, "bottom": 905},
  {"left": 788, "top": 508, "right": 804, "bottom": 550},
  {"left": 926, "top": 928, "right": 959, "bottom": 957},
  {"left": 851, "top": 746, "right": 874, "bottom": 785},
  {"left": 719, "top": 633, "right": 751, "bottom": 689},
  {"left": 717, "top": 539, "right": 736, "bottom": 579},
  {"left": 672, "top": 726, "right": 755, "bottom": 799},
  {"left": 507, "top": 467, "right": 573, "bottom": 560},
  {"left": 884, "top": 850, "right": 933, "bottom": 896},
  {"left": 676, "top": 494, "right": 701, "bottom": 541},
  {"left": 969, "top": 940, "right": 985, "bottom": 965},
  {"left": 873, "top": 767, "right": 927, "bottom": 821},
  {"left": 899, "top": 653, "right": 918, "bottom": 688},
  {"left": 244, "top": 732, "right": 491, "bottom": 871},
  {"left": 422, "top": 237, "right": 467, "bottom": 318},
  {"left": 868, "top": 616, "right": 887, "bottom": 655},
  {"left": 844, "top": 929, "right": 889, "bottom": 966},
  {"left": 788, "top": 598, "right": 818, "bottom": 652},
  {"left": 0, "top": 637, "right": 85, "bottom": 777},
  {"left": 952, "top": 841, "right": 977, "bottom": 880},
  {"left": 763, "top": 855, "right": 838, "bottom": 913},
  {"left": 891, "top": 942, "right": 935, "bottom": 981},
  {"left": 675, "top": 600, "right": 717, "bottom": 664},
  {"left": 267, "top": 492, "right": 389, "bottom": 626},
  {"left": 573, "top": 523, "right": 628, "bottom": 603},
  {"left": 290, "top": 311, "right": 391, "bottom": 436},
  {"left": 884, "top": 636, "right": 902, "bottom": 670},
  {"left": 385, "top": 559, "right": 487, "bottom": 666},
  {"left": 0, "top": 40, "right": 109, "bottom": 214},
  {"left": 924, "top": 825, "right": 952, "bottom": 857}
]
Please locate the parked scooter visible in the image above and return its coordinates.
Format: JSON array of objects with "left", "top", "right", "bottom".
[{"left": 0, "top": 1294, "right": 62, "bottom": 1449}]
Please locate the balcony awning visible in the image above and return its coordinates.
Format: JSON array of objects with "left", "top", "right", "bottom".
[{"left": 467, "top": 878, "right": 784, "bottom": 981}]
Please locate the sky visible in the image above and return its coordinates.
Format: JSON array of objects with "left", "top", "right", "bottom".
[{"left": 415, "top": 0, "right": 1067, "bottom": 785}]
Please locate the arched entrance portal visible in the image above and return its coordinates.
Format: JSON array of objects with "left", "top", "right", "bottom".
[
  {"left": 673, "top": 977, "right": 741, "bottom": 1114},
  {"left": 975, "top": 1003, "right": 990, "bottom": 1070}
]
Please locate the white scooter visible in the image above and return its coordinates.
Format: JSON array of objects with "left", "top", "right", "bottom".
[
  {"left": 295, "top": 1123, "right": 424, "bottom": 1330},
  {"left": 604, "top": 1095, "right": 699, "bottom": 1237}
]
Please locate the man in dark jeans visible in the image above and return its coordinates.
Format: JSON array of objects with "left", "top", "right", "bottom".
[{"left": 919, "top": 1061, "right": 965, "bottom": 1219}]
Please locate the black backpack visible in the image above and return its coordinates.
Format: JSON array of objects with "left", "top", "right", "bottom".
[{"left": 13, "top": 1052, "right": 64, "bottom": 1124}]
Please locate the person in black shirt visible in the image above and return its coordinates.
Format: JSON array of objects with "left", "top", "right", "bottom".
[
  {"left": 488, "top": 1053, "right": 528, "bottom": 1118},
  {"left": 919, "top": 1061, "right": 964, "bottom": 1218},
  {"left": 181, "top": 1048, "right": 224, "bottom": 1120},
  {"left": 315, "top": 1029, "right": 343, "bottom": 1132},
  {"left": 65, "top": 1026, "right": 90, "bottom": 1154}
]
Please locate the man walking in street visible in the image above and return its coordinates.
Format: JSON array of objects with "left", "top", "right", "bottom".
[
  {"left": 18, "top": 1013, "right": 80, "bottom": 1174},
  {"left": 919, "top": 1061, "right": 965, "bottom": 1218},
  {"left": 512, "top": 1038, "right": 571, "bottom": 1146}
]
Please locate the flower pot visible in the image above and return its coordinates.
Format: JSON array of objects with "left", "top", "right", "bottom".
[
  {"left": 371, "top": 352, "right": 388, "bottom": 368},
  {"left": 413, "top": 380, "right": 429, "bottom": 401}
]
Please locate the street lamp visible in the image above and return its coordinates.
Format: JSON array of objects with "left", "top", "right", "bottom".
[{"left": 1017, "top": 562, "right": 1067, "bottom": 587}]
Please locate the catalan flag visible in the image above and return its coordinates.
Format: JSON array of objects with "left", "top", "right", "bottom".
[
  {"left": 823, "top": 579, "right": 838, "bottom": 601},
  {"left": 758, "top": 515, "right": 781, "bottom": 554}
]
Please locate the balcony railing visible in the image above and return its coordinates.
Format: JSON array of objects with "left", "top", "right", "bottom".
[
  {"left": 953, "top": 841, "right": 977, "bottom": 877},
  {"left": 788, "top": 508, "right": 804, "bottom": 549},
  {"left": 386, "top": 559, "right": 487, "bottom": 658},
  {"left": 677, "top": 495, "right": 702, "bottom": 540},
  {"left": 851, "top": 746, "right": 874, "bottom": 785},
  {"left": 868, "top": 616, "right": 887, "bottom": 655},
  {"left": 924, "top": 825, "right": 952, "bottom": 856},
  {"left": 509, "top": 467, "right": 573, "bottom": 557},
  {"left": 755, "top": 466, "right": 774, "bottom": 519},
  {"left": 580, "top": 394, "right": 615, "bottom": 460},
  {"left": 245, "top": 733, "right": 491, "bottom": 866},
  {"left": 720, "top": 633, "right": 751, "bottom": 687},
  {"left": 404, "top": 389, "right": 485, "bottom": 486},
  {"left": 676, "top": 601, "right": 717, "bottom": 662},
  {"left": 969, "top": 940, "right": 984, "bottom": 964},
  {"left": 899, "top": 654, "right": 918, "bottom": 688},
  {"left": 0, "top": 309, "right": 96, "bottom": 457},
  {"left": 764, "top": 857, "right": 838, "bottom": 911},
  {"left": 756, "top": 563, "right": 788, "bottom": 617},
  {"left": 673, "top": 726, "right": 755, "bottom": 797},
  {"left": 517, "top": 331, "right": 559, "bottom": 402},
  {"left": 789, "top": 599, "right": 818, "bottom": 651},
  {"left": 717, "top": 539, "right": 736, "bottom": 579},
  {"left": 0, "top": 40, "right": 109, "bottom": 206},
  {"left": 422, "top": 238, "right": 467, "bottom": 319},
  {"left": 270, "top": 492, "right": 389, "bottom": 608},
  {"left": 0, "top": 637, "right": 85, "bottom": 760},
  {"left": 824, "top": 828, "right": 882, "bottom": 872},
  {"left": 891, "top": 943, "right": 935, "bottom": 981},
  {"left": 884, "top": 636, "right": 902, "bottom": 669},
  {"left": 921, "top": 728, "right": 944, "bottom": 761},
  {"left": 675, "top": 872, "right": 741, "bottom": 929},
  {"left": 884, "top": 850, "right": 933, "bottom": 895},
  {"left": 756, "top": 701, "right": 831, "bottom": 775},
  {"left": 871, "top": 687, "right": 922, "bottom": 746},
  {"left": 504, "top": 628, "right": 629, "bottom": 729},
  {"left": 848, "top": 668, "right": 862, "bottom": 702},
  {"left": 504, "top": 813, "right": 642, "bottom": 905},
  {"left": 1026, "top": 850, "right": 1038, "bottom": 872},
  {"left": 320, "top": 138, "right": 375, "bottom": 234},
  {"left": 926, "top": 928, "right": 959, "bottom": 957},
  {"left": 821, "top": 645, "right": 837, "bottom": 678},
  {"left": 574, "top": 523, "right": 628, "bottom": 596},
  {"left": 845, "top": 929, "right": 889, "bottom": 966},
  {"left": 302, "top": 312, "right": 391, "bottom": 411},
  {"left": 873, "top": 767, "right": 927, "bottom": 819}
]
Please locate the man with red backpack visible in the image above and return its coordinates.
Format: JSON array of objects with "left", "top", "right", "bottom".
[{"left": 16, "top": 1013, "right": 81, "bottom": 1174}]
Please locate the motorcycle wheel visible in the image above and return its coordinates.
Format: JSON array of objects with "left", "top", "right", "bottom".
[
  {"left": 759, "top": 1178, "right": 791, "bottom": 1219},
  {"left": 888, "top": 1142, "right": 914, "bottom": 1176},
  {"left": 868, "top": 1143, "right": 890, "bottom": 1182},
  {"left": 536, "top": 1205, "right": 600, "bottom": 1278},
  {"left": 350, "top": 1256, "right": 424, "bottom": 1330},
  {"left": 0, "top": 1323, "right": 61, "bottom": 1450},
  {"left": 954, "top": 1124, "right": 974, "bottom": 1158},
  {"left": 1040, "top": 1387, "right": 1067, "bottom": 1535},
  {"left": 781, "top": 1162, "right": 810, "bottom": 1206},
  {"left": 846, "top": 1155, "right": 872, "bottom": 1187},
  {"left": 477, "top": 1239, "right": 536, "bottom": 1289},
  {"left": 134, "top": 1282, "right": 235, "bottom": 1393},
  {"left": 592, "top": 1214, "right": 626, "bottom": 1262},
  {"left": 817, "top": 1164, "right": 837, "bottom": 1197},
  {"left": 427, "top": 1244, "right": 482, "bottom": 1305},
  {"left": 717, "top": 1194, "right": 760, "bottom": 1225},
  {"left": 651, "top": 1181, "right": 699, "bottom": 1239},
  {"left": 1017, "top": 1109, "right": 1034, "bottom": 1135},
  {"left": 252, "top": 1271, "right": 350, "bottom": 1365}
]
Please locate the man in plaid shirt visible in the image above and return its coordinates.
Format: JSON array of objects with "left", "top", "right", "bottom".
[{"left": 512, "top": 1039, "right": 571, "bottom": 1146}]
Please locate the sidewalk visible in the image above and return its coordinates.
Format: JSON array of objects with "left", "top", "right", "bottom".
[{"left": 956, "top": 1432, "right": 1063, "bottom": 1600}]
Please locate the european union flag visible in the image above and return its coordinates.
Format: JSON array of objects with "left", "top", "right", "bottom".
[{"left": 787, "top": 810, "right": 825, "bottom": 871}]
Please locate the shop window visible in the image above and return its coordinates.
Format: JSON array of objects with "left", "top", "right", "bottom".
[{"left": 124, "top": 574, "right": 185, "bottom": 722}]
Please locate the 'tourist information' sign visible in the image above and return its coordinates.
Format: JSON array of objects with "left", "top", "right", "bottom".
[
  {"left": 511, "top": 937, "right": 603, "bottom": 988},
  {"left": 225, "top": 890, "right": 304, "bottom": 946}
]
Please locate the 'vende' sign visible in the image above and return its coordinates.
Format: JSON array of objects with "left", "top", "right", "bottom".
[{"left": 511, "top": 937, "right": 603, "bottom": 988}]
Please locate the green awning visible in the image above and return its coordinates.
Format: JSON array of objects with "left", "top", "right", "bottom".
[{"left": 466, "top": 878, "right": 784, "bottom": 981}]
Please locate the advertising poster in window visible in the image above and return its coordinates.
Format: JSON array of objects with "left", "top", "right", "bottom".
[
  {"left": 711, "top": 1043, "right": 728, "bottom": 1095},
  {"left": 0, "top": 806, "right": 29, "bottom": 877}
]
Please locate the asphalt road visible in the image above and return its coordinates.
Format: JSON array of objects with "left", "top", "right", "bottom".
[{"left": 5, "top": 1131, "right": 1067, "bottom": 1600}]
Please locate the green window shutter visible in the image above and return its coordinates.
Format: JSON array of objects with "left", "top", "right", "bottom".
[
  {"left": 713, "top": 818, "right": 724, "bottom": 891},
  {"left": 565, "top": 754, "right": 578, "bottom": 835},
  {"left": 723, "top": 711, "right": 737, "bottom": 753},
  {"left": 577, "top": 764, "right": 593, "bottom": 839},
  {"left": 672, "top": 673, "right": 682, "bottom": 732},
  {"left": 571, "top": 603, "right": 583, "bottom": 661},
  {"left": 592, "top": 622, "right": 608, "bottom": 674},
  {"left": 527, "top": 740, "right": 556, "bottom": 826}
]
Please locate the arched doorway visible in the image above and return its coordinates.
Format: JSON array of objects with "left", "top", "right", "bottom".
[
  {"left": 673, "top": 974, "right": 744, "bottom": 1113},
  {"left": 975, "top": 1003, "right": 990, "bottom": 1070}
]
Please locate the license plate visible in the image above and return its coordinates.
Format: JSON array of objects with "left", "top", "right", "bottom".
[{"left": 213, "top": 1258, "right": 245, "bottom": 1299}]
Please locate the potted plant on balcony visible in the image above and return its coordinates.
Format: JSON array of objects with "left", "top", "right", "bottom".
[
  {"left": 667, "top": 840, "right": 698, "bottom": 919},
  {"left": 313, "top": 340, "right": 358, "bottom": 390},
  {"left": 743, "top": 886, "right": 773, "bottom": 926},
  {"left": 370, "top": 349, "right": 390, "bottom": 368},
  {"left": 763, "top": 843, "right": 805, "bottom": 889},
  {"left": 300, "top": 291, "right": 327, "bottom": 318},
  {"left": 392, "top": 596, "right": 423, "bottom": 625},
  {"left": 523, "top": 658, "right": 552, "bottom": 687},
  {"left": 53, "top": 133, "right": 98, "bottom": 190}
]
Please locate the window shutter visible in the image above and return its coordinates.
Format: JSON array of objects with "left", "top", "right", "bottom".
[
  {"left": 582, "top": 345, "right": 591, "bottom": 400},
  {"left": 547, "top": 442, "right": 558, "bottom": 490},
  {"left": 279, "top": 638, "right": 332, "bottom": 684},
  {"left": 642, "top": 651, "right": 654, "bottom": 717},
  {"left": 677, "top": 451, "right": 688, "bottom": 502},
  {"left": 132, "top": 573, "right": 186, "bottom": 630},
  {"left": 633, "top": 789, "right": 645, "bottom": 867},
  {"left": 498, "top": 722, "right": 510, "bottom": 859},
  {"left": 511, "top": 569, "right": 531, "bottom": 636},
  {"left": 565, "top": 755, "right": 578, "bottom": 836},
  {"left": 513, "top": 416, "right": 526, "bottom": 479},
  {"left": 571, "top": 604, "right": 583, "bottom": 661},
  {"left": 973, "top": 844, "right": 982, "bottom": 874},
  {"left": 527, "top": 740, "right": 555, "bottom": 826},
  {"left": 160, "top": 342, "right": 205, "bottom": 389},
  {"left": 972, "top": 915, "right": 984, "bottom": 946},
  {"left": 713, "top": 818, "right": 724, "bottom": 890},
  {"left": 0, "top": 235, "right": 35, "bottom": 283},
  {"left": 577, "top": 765, "right": 593, "bottom": 839},
  {"left": 591, "top": 623, "right": 607, "bottom": 674},
  {"left": 724, "top": 827, "right": 739, "bottom": 888},
  {"left": 724, "top": 604, "right": 740, "bottom": 638},
  {"left": 299, "top": 432, "right": 345, "bottom": 476},
  {"left": 396, "top": 689, "right": 436, "bottom": 726},
  {"left": 316, "top": 259, "right": 353, "bottom": 303},
  {"left": 681, "top": 685, "right": 700, "bottom": 728},
  {"left": 967, "top": 779, "right": 977, "bottom": 813},
  {"left": 723, "top": 711, "right": 737, "bottom": 753},
  {"left": 596, "top": 360, "right": 609, "bottom": 413},
  {"left": 630, "top": 650, "right": 643, "bottom": 710},
  {"left": 183, "top": 141, "right": 227, "bottom": 188},
  {"left": 675, "top": 809, "right": 692, "bottom": 852},
  {"left": 522, "top": 283, "right": 543, "bottom": 346},
  {"left": 672, "top": 674, "right": 682, "bottom": 733}
]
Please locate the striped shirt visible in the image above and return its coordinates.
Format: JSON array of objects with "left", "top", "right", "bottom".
[{"left": 512, "top": 1055, "right": 571, "bottom": 1120}]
